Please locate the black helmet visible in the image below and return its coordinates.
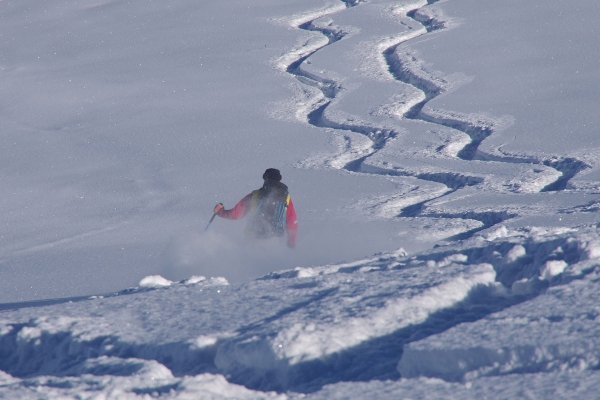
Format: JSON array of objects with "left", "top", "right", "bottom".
[{"left": 263, "top": 168, "right": 282, "bottom": 181}]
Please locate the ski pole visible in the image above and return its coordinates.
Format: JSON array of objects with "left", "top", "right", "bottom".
[
  {"left": 205, "top": 203, "right": 223, "bottom": 231},
  {"left": 204, "top": 213, "right": 217, "bottom": 231}
]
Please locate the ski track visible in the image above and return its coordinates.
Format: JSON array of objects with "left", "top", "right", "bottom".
[
  {"left": 384, "top": 9, "right": 590, "bottom": 191},
  {"left": 281, "top": 0, "right": 591, "bottom": 239}
]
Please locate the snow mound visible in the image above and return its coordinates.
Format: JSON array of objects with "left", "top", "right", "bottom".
[
  {"left": 139, "top": 275, "right": 228, "bottom": 289},
  {"left": 139, "top": 275, "right": 173, "bottom": 288},
  {"left": 269, "top": 264, "right": 494, "bottom": 365},
  {"left": 399, "top": 272, "right": 600, "bottom": 382},
  {"left": 397, "top": 230, "right": 600, "bottom": 382},
  {"left": 184, "top": 275, "right": 207, "bottom": 285}
]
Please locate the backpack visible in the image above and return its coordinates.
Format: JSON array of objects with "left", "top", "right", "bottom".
[{"left": 247, "top": 181, "right": 290, "bottom": 239}]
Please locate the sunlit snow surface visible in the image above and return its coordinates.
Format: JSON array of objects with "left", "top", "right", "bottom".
[
  {"left": 2, "top": 0, "right": 600, "bottom": 398},
  {"left": 3, "top": 227, "right": 600, "bottom": 398}
]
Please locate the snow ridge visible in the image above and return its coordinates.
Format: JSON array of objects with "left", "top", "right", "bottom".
[{"left": 2, "top": 226, "right": 599, "bottom": 395}]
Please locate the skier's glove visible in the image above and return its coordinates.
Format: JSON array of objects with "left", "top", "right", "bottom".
[{"left": 213, "top": 203, "right": 224, "bottom": 215}]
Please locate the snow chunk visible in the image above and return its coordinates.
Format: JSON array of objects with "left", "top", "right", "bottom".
[
  {"left": 139, "top": 275, "right": 173, "bottom": 288},
  {"left": 209, "top": 277, "right": 230, "bottom": 286},
  {"left": 430, "top": 253, "right": 468, "bottom": 268},
  {"left": 505, "top": 244, "right": 526, "bottom": 263},
  {"left": 540, "top": 260, "right": 568, "bottom": 281},
  {"left": 16, "top": 326, "right": 42, "bottom": 343},
  {"left": 70, "top": 356, "right": 175, "bottom": 380},
  {"left": 511, "top": 277, "right": 544, "bottom": 295},
  {"left": 134, "top": 358, "right": 174, "bottom": 380},
  {"left": 483, "top": 225, "right": 509, "bottom": 241},
  {"left": 581, "top": 241, "right": 600, "bottom": 260},
  {"left": 190, "top": 335, "right": 218, "bottom": 349},
  {"left": 184, "top": 275, "right": 207, "bottom": 285},
  {"left": 296, "top": 267, "right": 319, "bottom": 278},
  {"left": 0, "top": 370, "right": 16, "bottom": 386},
  {"left": 0, "top": 324, "right": 13, "bottom": 336},
  {"left": 392, "top": 247, "right": 409, "bottom": 258}
]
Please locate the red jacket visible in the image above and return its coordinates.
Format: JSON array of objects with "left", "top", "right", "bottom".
[{"left": 217, "top": 186, "right": 298, "bottom": 246}]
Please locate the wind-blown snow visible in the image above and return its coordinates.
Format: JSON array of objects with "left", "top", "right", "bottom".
[{"left": 2, "top": 0, "right": 600, "bottom": 398}]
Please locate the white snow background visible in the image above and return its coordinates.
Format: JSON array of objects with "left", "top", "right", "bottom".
[{"left": 2, "top": 0, "right": 600, "bottom": 398}]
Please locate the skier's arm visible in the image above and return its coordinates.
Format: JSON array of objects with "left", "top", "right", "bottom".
[
  {"left": 286, "top": 198, "right": 298, "bottom": 248},
  {"left": 217, "top": 193, "right": 253, "bottom": 220}
]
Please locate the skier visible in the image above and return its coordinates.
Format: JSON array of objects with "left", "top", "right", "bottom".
[{"left": 212, "top": 168, "right": 298, "bottom": 248}]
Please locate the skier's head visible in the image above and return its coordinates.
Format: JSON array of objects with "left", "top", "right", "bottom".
[{"left": 263, "top": 168, "right": 282, "bottom": 182}]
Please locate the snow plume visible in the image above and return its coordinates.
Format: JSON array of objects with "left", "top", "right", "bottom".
[
  {"left": 159, "top": 213, "right": 412, "bottom": 286},
  {"left": 161, "top": 230, "right": 293, "bottom": 284}
]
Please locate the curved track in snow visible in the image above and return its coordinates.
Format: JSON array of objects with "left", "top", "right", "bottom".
[
  {"left": 384, "top": 4, "right": 589, "bottom": 192},
  {"left": 278, "top": 0, "right": 590, "bottom": 239}
]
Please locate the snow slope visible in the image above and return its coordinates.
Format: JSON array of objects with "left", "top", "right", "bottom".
[
  {"left": 2, "top": 0, "right": 600, "bottom": 398},
  {"left": 2, "top": 226, "right": 600, "bottom": 398},
  {"left": 0, "top": 0, "right": 435, "bottom": 302}
]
